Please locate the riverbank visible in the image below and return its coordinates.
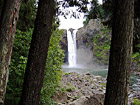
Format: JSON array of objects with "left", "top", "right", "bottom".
[{"left": 53, "top": 72, "right": 140, "bottom": 105}]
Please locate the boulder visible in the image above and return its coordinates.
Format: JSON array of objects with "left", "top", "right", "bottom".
[{"left": 69, "top": 94, "right": 104, "bottom": 105}]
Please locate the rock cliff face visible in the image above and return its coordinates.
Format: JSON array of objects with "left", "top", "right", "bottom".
[
  {"left": 60, "top": 29, "right": 68, "bottom": 63},
  {"left": 76, "top": 19, "right": 108, "bottom": 65},
  {"left": 77, "top": 19, "right": 102, "bottom": 49}
]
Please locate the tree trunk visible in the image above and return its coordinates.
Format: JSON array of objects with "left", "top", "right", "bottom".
[
  {"left": 0, "top": 0, "right": 4, "bottom": 18},
  {"left": 0, "top": 0, "right": 21, "bottom": 104},
  {"left": 20, "top": 0, "right": 55, "bottom": 105},
  {"left": 104, "top": 0, "right": 134, "bottom": 105}
]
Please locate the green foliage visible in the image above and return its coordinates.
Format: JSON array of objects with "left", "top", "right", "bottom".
[
  {"left": 65, "top": 72, "right": 71, "bottom": 75},
  {"left": 5, "top": 29, "right": 32, "bottom": 105},
  {"left": 136, "top": 44, "right": 140, "bottom": 49},
  {"left": 132, "top": 52, "right": 140, "bottom": 65},
  {"left": 132, "top": 43, "right": 140, "bottom": 66},
  {"left": 101, "top": 83, "right": 106, "bottom": 87},
  {"left": 5, "top": 1, "right": 64, "bottom": 104},
  {"left": 59, "top": 87, "right": 67, "bottom": 93},
  {"left": 92, "top": 26, "right": 111, "bottom": 64},
  {"left": 133, "top": 99, "right": 140, "bottom": 105},
  {"left": 83, "top": 0, "right": 104, "bottom": 25},
  {"left": 5, "top": 28, "right": 65, "bottom": 105},
  {"left": 4, "top": 1, "right": 65, "bottom": 105},
  {"left": 66, "top": 83, "right": 75, "bottom": 92},
  {"left": 40, "top": 29, "right": 65, "bottom": 105},
  {"left": 17, "top": 0, "right": 37, "bottom": 30}
]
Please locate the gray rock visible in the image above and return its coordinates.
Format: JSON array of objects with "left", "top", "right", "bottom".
[{"left": 53, "top": 72, "right": 139, "bottom": 105}]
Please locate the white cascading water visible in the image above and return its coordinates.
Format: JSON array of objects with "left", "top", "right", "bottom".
[{"left": 67, "top": 29, "right": 77, "bottom": 67}]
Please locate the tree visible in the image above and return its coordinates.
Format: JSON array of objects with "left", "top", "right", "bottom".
[
  {"left": 0, "top": 0, "right": 21, "bottom": 104},
  {"left": 104, "top": 0, "right": 134, "bottom": 105},
  {"left": 4, "top": 1, "right": 37, "bottom": 104},
  {"left": 83, "top": 0, "right": 104, "bottom": 25},
  {"left": 5, "top": 29, "right": 32, "bottom": 105},
  {"left": 41, "top": 29, "right": 65, "bottom": 105},
  {"left": 20, "top": 0, "right": 55, "bottom": 104}
]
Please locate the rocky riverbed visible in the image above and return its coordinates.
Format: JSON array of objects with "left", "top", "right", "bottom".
[{"left": 53, "top": 72, "right": 140, "bottom": 105}]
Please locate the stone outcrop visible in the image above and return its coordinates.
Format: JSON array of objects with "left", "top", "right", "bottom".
[
  {"left": 69, "top": 94, "right": 104, "bottom": 105},
  {"left": 77, "top": 19, "right": 102, "bottom": 49},
  {"left": 60, "top": 29, "right": 68, "bottom": 63},
  {"left": 76, "top": 19, "right": 108, "bottom": 65}
]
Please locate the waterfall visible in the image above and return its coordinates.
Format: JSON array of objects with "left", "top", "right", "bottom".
[{"left": 67, "top": 29, "right": 77, "bottom": 67}]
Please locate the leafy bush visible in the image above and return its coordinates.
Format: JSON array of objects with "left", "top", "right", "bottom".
[
  {"left": 132, "top": 44, "right": 140, "bottom": 66},
  {"left": 66, "top": 83, "right": 75, "bottom": 92},
  {"left": 132, "top": 52, "right": 140, "bottom": 63},
  {"left": 92, "top": 26, "right": 111, "bottom": 65},
  {"left": 40, "top": 29, "right": 65, "bottom": 105},
  {"left": 17, "top": 0, "right": 37, "bottom": 30},
  {"left": 133, "top": 99, "right": 140, "bottom": 105}
]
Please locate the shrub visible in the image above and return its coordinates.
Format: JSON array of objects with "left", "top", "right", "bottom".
[
  {"left": 92, "top": 26, "right": 111, "bottom": 65},
  {"left": 133, "top": 99, "right": 140, "bottom": 105},
  {"left": 40, "top": 29, "right": 65, "bottom": 105}
]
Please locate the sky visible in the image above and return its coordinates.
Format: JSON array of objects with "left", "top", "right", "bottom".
[{"left": 58, "top": 0, "right": 103, "bottom": 30}]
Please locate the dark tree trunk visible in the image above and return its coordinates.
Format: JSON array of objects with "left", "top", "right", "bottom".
[
  {"left": 0, "top": 0, "right": 21, "bottom": 104},
  {"left": 0, "top": 0, "right": 4, "bottom": 18},
  {"left": 104, "top": 0, "right": 134, "bottom": 105},
  {"left": 20, "top": 0, "right": 55, "bottom": 105}
]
